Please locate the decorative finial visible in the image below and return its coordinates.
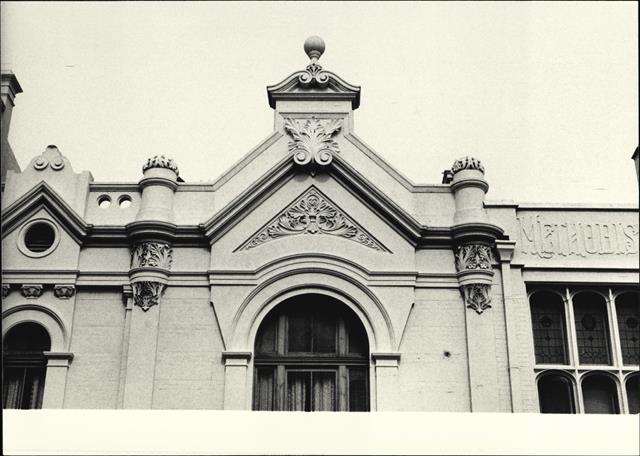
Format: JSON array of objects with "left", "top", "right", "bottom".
[{"left": 304, "top": 36, "right": 325, "bottom": 63}]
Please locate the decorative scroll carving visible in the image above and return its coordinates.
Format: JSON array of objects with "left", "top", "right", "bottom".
[
  {"left": 461, "top": 283, "right": 492, "bottom": 314},
  {"left": 131, "top": 242, "right": 173, "bottom": 270},
  {"left": 132, "top": 281, "right": 165, "bottom": 311},
  {"left": 21, "top": 284, "right": 43, "bottom": 299},
  {"left": 518, "top": 215, "right": 639, "bottom": 259},
  {"left": 298, "top": 62, "right": 331, "bottom": 88},
  {"left": 142, "top": 155, "right": 179, "bottom": 176},
  {"left": 54, "top": 285, "right": 76, "bottom": 299},
  {"left": 451, "top": 156, "right": 485, "bottom": 174},
  {"left": 2, "top": 284, "right": 10, "bottom": 298},
  {"left": 454, "top": 244, "right": 493, "bottom": 271},
  {"left": 239, "top": 187, "right": 387, "bottom": 252},
  {"left": 284, "top": 117, "right": 342, "bottom": 171}
]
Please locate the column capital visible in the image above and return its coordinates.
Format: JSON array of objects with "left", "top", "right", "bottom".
[
  {"left": 43, "top": 351, "right": 74, "bottom": 367},
  {"left": 371, "top": 352, "right": 401, "bottom": 367},
  {"left": 494, "top": 239, "right": 516, "bottom": 263},
  {"left": 222, "top": 351, "right": 252, "bottom": 366}
]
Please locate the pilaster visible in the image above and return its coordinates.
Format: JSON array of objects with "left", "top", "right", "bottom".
[
  {"left": 41, "top": 351, "right": 73, "bottom": 408},
  {"left": 222, "top": 352, "right": 252, "bottom": 410},
  {"left": 371, "top": 352, "right": 401, "bottom": 411}
]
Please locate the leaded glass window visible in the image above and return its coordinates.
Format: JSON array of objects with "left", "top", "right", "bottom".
[
  {"left": 2, "top": 322, "right": 51, "bottom": 409},
  {"left": 626, "top": 375, "right": 639, "bottom": 414},
  {"left": 582, "top": 374, "right": 619, "bottom": 414},
  {"left": 573, "top": 292, "right": 611, "bottom": 365},
  {"left": 253, "top": 294, "right": 369, "bottom": 411},
  {"left": 537, "top": 372, "right": 575, "bottom": 413},
  {"left": 530, "top": 291, "right": 568, "bottom": 364},
  {"left": 615, "top": 293, "right": 640, "bottom": 365}
]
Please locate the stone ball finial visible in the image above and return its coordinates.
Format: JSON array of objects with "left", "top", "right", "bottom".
[{"left": 304, "top": 36, "right": 325, "bottom": 61}]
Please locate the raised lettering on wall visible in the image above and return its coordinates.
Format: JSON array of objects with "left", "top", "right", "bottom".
[{"left": 518, "top": 215, "right": 639, "bottom": 259}]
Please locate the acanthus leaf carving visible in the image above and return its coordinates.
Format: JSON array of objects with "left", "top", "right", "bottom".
[
  {"left": 451, "top": 156, "right": 485, "bottom": 174},
  {"left": 131, "top": 242, "right": 173, "bottom": 270},
  {"left": 238, "top": 187, "right": 387, "bottom": 252},
  {"left": 142, "top": 155, "right": 179, "bottom": 176},
  {"left": 284, "top": 117, "right": 342, "bottom": 172},
  {"left": 132, "top": 281, "right": 165, "bottom": 311},
  {"left": 2, "top": 284, "right": 10, "bottom": 298},
  {"left": 454, "top": 244, "right": 494, "bottom": 272},
  {"left": 461, "top": 283, "right": 492, "bottom": 314}
]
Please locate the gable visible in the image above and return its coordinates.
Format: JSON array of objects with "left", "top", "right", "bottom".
[{"left": 235, "top": 186, "right": 389, "bottom": 253}]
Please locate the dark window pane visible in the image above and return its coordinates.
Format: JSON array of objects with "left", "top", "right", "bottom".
[
  {"left": 626, "top": 376, "right": 639, "bottom": 414},
  {"left": 313, "top": 312, "right": 336, "bottom": 353},
  {"left": 582, "top": 375, "right": 619, "bottom": 414},
  {"left": 287, "top": 310, "right": 312, "bottom": 352},
  {"left": 3, "top": 322, "right": 51, "bottom": 352},
  {"left": 255, "top": 314, "right": 277, "bottom": 355},
  {"left": 537, "top": 374, "right": 575, "bottom": 413},
  {"left": 616, "top": 293, "right": 640, "bottom": 365},
  {"left": 3, "top": 323, "right": 49, "bottom": 410},
  {"left": 287, "top": 371, "right": 311, "bottom": 411},
  {"left": 311, "top": 371, "right": 336, "bottom": 411},
  {"left": 253, "top": 368, "right": 275, "bottom": 411},
  {"left": 530, "top": 292, "right": 569, "bottom": 364},
  {"left": 349, "top": 367, "right": 369, "bottom": 411},
  {"left": 346, "top": 312, "right": 368, "bottom": 355},
  {"left": 573, "top": 293, "right": 611, "bottom": 365}
]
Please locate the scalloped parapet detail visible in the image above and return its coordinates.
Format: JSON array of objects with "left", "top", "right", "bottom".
[
  {"left": 142, "top": 155, "right": 179, "bottom": 176},
  {"left": 451, "top": 157, "right": 485, "bottom": 174}
]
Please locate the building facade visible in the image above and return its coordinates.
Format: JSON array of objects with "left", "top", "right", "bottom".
[{"left": 2, "top": 37, "right": 638, "bottom": 413}]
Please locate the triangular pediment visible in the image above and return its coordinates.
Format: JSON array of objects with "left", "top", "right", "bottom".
[
  {"left": 235, "top": 186, "right": 390, "bottom": 253},
  {"left": 1, "top": 181, "right": 90, "bottom": 243}
]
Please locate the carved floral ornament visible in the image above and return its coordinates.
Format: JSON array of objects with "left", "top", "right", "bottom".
[
  {"left": 238, "top": 187, "right": 387, "bottom": 252},
  {"left": 142, "top": 155, "right": 179, "bottom": 176},
  {"left": 454, "top": 243, "right": 495, "bottom": 314},
  {"left": 451, "top": 156, "right": 485, "bottom": 174},
  {"left": 54, "top": 285, "right": 76, "bottom": 299},
  {"left": 21, "top": 284, "right": 43, "bottom": 299},
  {"left": 131, "top": 242, "right": 173, "bottom": 270},
  {"left": 461, "top": 283, "right": 492, "bottom": 314},
  {"left": 284, "top": 117, "right": 343, "bottom": 172},
  {"left": 131, "top": 281, "right": 165, "bottom": 312},
  {"left": 454, "top": 244, "right": 494, "bottom": 271}
]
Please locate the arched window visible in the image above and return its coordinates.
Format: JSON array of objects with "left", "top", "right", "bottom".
[
  {"left": 573, "top": 292, "right": 611, "bottom": 365},
  {"left": 626, "top": 375, "right": 639, "bottom": 414},
  {"left": 530, "top": 291, "right": 568, "bottom": 364},
  {"left": 582, "top": 374, "right": 619, "bottom": 414},
  {"left": 615, "top": 292, "right": 639, "bottom": 365},
  {"left": 537, "top": 372, "right": 575, "bottom": 413},
  {"left": 253, "top": 294, "right": 369, "bottom": 411},
  {"left": 2, "top": 322, "right": 51, "bottom": 409}
]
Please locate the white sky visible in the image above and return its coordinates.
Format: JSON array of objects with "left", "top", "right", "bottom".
[{"left": 1, "top": 1, "right": 638, "bottom": 205}]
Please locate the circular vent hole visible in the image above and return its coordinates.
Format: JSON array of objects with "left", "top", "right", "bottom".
[
  {"left": 98, "top": 195, "right": 111, "bottom": 208},
  {"left": 24, "top": 222, "right": 56, "bottom": 253},
  {"left": 118, "top": 195, "right": 132, "bottom": 209}
]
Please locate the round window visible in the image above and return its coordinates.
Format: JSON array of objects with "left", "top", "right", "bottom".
[{"left": 17, "top": 220, "right": 60, "bottom": 258}]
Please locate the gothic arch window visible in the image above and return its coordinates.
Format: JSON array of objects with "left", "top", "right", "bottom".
[
  {"left": 530, "top": 291, "right": 568, "bottom": 365},
  {"left": 615, "top": 292, "right": 640, "bottom": 365},
  {"left": 537, "top": 371, "right": 576, "bottom": 413},
  {"left": 573, "top": 291, "right": 611, "bottom": 365},
  {"left": 625, "top": 374, "right": 639, "bottom": 414},
  {"left": 2, "top": 322, "right": 51, "bottom": 409},
  {"left": 253, "top": 294, "right": 369, "bottom": 411},
  {"left": 581, "top": 373, "right": 619, "bottom": 414}
]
